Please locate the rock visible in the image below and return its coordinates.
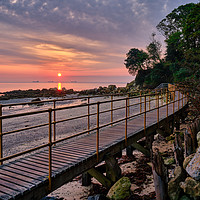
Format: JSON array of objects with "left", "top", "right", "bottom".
[
  {"left": 29, "top": 98, "right": 44, "bottom": 106},
  {"left": 183, "top": 154, "right": 195, "bottom": 170},
  {"left": 88, "top": 194, "right": 109, "bottom": 200},
  {"left": 197, "top": 131, "right": 200, "bottom": 146},
  {"left": 180, "top": 177, "right": 200, "bottom": 197},
  {"left": 166, "top": 135, "right": 175, "bottom": 141},
  {"left": 179, "top": 195, "right": 191, "bottom": 200},
  {"left": 41, "top": 197, "right": 61, "bottom": 200},
  {"left": 186, "top": 147, "right": 200, "bottom": 181},
  {"left": 168, "top": 166, "right": 185, "bottom": 200},
  {"left": 107, "top": 177, "right": 131, "bottom": 200},
  {"left": 31, "top": 97, "right": 41, "bottom": 102},
  {"left": 164, "top": 157, "right": 175, "bottom": 165}
]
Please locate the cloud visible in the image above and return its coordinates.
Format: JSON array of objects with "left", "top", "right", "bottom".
[{"left": 0, "top": 0, "right": 199, "bottom": 81}]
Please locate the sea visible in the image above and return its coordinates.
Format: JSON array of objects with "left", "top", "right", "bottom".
[
  {"left": 0, "top": 81, "right": 128, "bottom": 108},
  {"left": 0, "top": 82, "right": 127, "bottom": 93}
]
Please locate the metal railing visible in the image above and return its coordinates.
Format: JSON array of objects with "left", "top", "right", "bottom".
[{"left": 0, "top": 89, "right": 187, "bottom": 190}]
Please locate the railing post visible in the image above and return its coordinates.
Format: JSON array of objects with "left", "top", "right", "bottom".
[
  {"left": 166, "top": 91, "right": 168, "bottom": 119},
  {"left": 128, "top": 93, "right": 130, "bottom": 117},
  {"left": 111, "top": 95, "right": 113, "bottom": 126},
  {"left": 184, "top": 92, "right": 186, "bottom": 105},
  {"left": 48, "top": 109, "right": 52, "bottom": 191},
  {"left": 148, "top": 89, "right": 151, "bottom": 110},
  {"left": 157, "top": 93, "right": 159, "bottom": 127},
  {"left": 155, "top": 89, "right": 158, "bottom": 108},
  {"left": 161, "top": 89, "right": 163, "bottom": 106},
  {"left": 125, "top": 98, "right": 128, "bottom": 147},
  {"left": 144, "top": 95, "right": 146, "bottom": 136},
  {"left": 88, "top": 97, "right": 90, "bottom": 133},
  {"left": 178, "top": 90, "right": 180, "bottom": 110},
  {"left": 140, "top": 91, "right": 142, "bottom": 113},
  {"left": 0, "top": 104, "right": 2, "bottom": 165},
  {"left": 169, "top": 91, "right": 171, "bottom": 103},
  {"left": 96, "top": 102, "right": 100, "bottom": 162},
  {"left": 53, "top": 100, "right": 56, "bottom": 142},
  {"left": 182, "top": 92, "right": 183, "bottom": 108},
  {"left": 173, "top": 91, "right": 175, "bottom": 114}
]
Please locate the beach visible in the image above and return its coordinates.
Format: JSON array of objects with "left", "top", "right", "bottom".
[
  {"left": 1, "top": 94, "right": 158, "bottom": 199},
  {"left": 1, "top": 94, "right": 151, "bottom": 158}
]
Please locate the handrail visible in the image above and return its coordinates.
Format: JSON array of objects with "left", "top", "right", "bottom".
[{"left": 0, "top": 89, "right": 187, "bottom": 192}]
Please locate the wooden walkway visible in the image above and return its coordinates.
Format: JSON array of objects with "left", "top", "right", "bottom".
[{"left": 0, "top": 96, "right": 187, "bottom": 200}]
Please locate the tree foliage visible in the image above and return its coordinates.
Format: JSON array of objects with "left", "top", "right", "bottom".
[
  {"left": 146, "top": 33, "right": 162, "bottom": 63},
  {"left": 125, "top": 34, "right": 163, "bottom": 87},
  {"left": 156, "top": 3, "right": 196, "bottom": 39},
  {"left": 125, "top": 2, "right": 200, "bottom": 93},
  {"left": 124, "top": 48, "right": 149, "bottom": 76}
]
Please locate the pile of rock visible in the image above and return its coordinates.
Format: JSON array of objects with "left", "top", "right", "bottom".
[{"left": 168, "top": 130, "right": 200, "bottom": 200}]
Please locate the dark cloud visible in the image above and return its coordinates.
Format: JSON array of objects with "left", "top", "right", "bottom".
[
  {"left": 1, "top": 0, "right": 197, "bottom": 44},
  {"left": 0, "top": 0, "right": 199, "bottom": 81}
]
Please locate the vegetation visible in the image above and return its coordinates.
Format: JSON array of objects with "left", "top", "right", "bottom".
[
  {"left": 125, "top": 2, "right": 200, "bottom": 116},
  {"left": 125, "top": 2, "right": 200, "bottom": 90}
]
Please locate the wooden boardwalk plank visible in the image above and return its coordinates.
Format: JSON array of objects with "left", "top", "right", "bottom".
[
  {"left": 1, "top": 166, "right": 43, "bottom": 180},
  {"left": 0, "top": 185, "right": 20, "bottom": 199},
  {"left": 0, "top": 95, "right": 187, "bottom": 200},
  {"left": 0, "top": 173, "right": 35, "bottom": 189},
  {"left": 6, "top": 163, "right": 48, "bottom": 177},
  {"left": 0, "top": 169, "right": 38, "bottom": 184}
]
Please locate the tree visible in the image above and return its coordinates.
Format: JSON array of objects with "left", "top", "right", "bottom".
[
  {"left": 146, "top": 33, "right": 162, "bottom": 63},
  {"left": 157, "top": 3, "right": 200, "bottom": 83},
  {"left": 125, "top": 34, "right": 164, "bottom": 88},
  {"left": 144, "top": 62, "right": 173, "bottom": 88},
  {"left": 135, "top": 69, "right": 151, "bottom": 87},
  {"left": 124, "top": 48, "right": 149, "bottom": 76},
  {"left": 156, "top": 3, "right": 196, "bottom": 39},
  {"left": 157, "top": 2, "right": 200, "bottom": 117},
  {"left": 183, "top": 3, "right": 200, "bottom": 49}
]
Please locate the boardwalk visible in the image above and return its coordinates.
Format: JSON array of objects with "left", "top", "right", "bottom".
[{"left": 0, "top": 91, "right": 187, "bottom": 199}]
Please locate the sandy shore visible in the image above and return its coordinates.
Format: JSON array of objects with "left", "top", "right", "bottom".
[
  {"left": 1, "top": 94, "right": 158, "bottom": 199},
  {"left": 2, "top": 95, "right": 152, "bottom": 158}
]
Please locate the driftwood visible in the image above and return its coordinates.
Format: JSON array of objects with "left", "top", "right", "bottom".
[
  {"left": 187, "top": 119, "right": 199, "bottom": 151},
  {"left": 152, "top": 149, "right": 168, "bottom": 200},
  {"left": 184, "top": 129, "right": 193, "bottom": 157},
  {"left": 146, "top": 134, "right": 154, "bottom": 150},
  {"left": 175, "top": 117, "right": 180, "bottom": 131},
  {"left": 174, "top": 133, "right": 184, "bottom": 166}
]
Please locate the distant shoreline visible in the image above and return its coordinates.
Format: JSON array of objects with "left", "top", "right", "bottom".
[
  {"left": 0, "top": 83, "right": 135, "bottom": 101},
  {"left": 0, "top": 82, "right": 129, "bottom": 93}
]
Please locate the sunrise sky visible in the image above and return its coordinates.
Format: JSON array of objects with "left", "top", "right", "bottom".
[{"left": 0, "top": 0, "right": 199, "bottom": 83}]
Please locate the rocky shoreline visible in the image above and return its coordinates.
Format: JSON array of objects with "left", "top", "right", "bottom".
[
  {"left": 0, "top": 81, "right": 137, "bottom": 100},
  {"left": 46, "top": 115, "right": 200, "bottom": 200}
]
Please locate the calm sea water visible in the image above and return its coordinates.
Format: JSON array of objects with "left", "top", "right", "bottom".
[{"left": 0, "top": 82, "right": 127, "bottom": 93}]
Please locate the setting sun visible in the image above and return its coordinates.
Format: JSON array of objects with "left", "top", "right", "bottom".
[
  {"left": 58, "top": 73, "right": 62, "bottom": 77},
  {"left": 58, "top": 82, "right": 62, "bottom": 90}
]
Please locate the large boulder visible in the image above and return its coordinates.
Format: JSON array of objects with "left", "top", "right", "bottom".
[
  {"left": 179, "top": 195, "right": 191, "bottom": 200},
  {"left": 197, "top": 131, "right": 200, "bottom": 146},
  {"left": 107, "top": 177, "right": 131, "bottom": 200},
  {"left": 88, "top": 194, "right": 109, "bottom": 200},
  {"left": 168, "top": 166, "right": 185, "bottom": 200},
  {"left": 183, "top": 154, "right": 195, "bottom": 170},
  {"left": 186, "top": 147, "right": 200, "bottom": 181},
  {"left": 180, "top": 177, "right": 200, "bottom": 197}
]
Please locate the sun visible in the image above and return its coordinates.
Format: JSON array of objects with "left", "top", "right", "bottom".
[{"left": 57, "top": 73, "right": 62, "bottom": 77}]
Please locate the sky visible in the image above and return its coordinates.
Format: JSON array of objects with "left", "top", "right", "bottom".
[{"left": 0, "top": 0, "right": 199, "bottom": 83}]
